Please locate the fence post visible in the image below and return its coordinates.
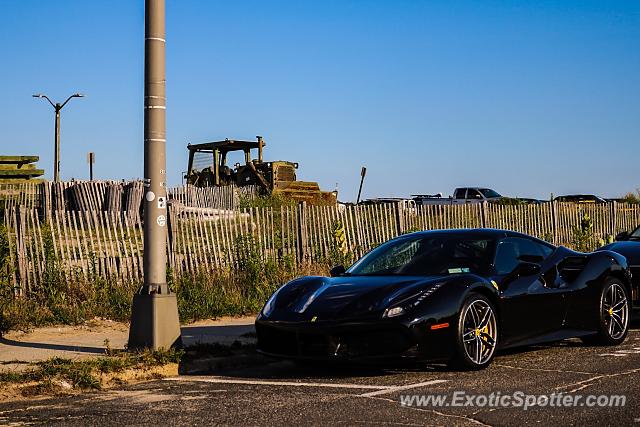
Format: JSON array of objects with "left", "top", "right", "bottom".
[
  {"left": 551, "top": 200, "right": 558, "bottom": 245},
  {"left": 296, "top": 202, "right": 307, "bottom": 264},
  {"left": 14, "top": 206, "right": 26, "bottom": 295},
  {"left": 480, "top": 202, "right": 487, "bottom": 228},
  {"left": 41, "top": 181, "right": 51, "bottom": 223},
  {"left": 395, "top": 203, "right": 405, "bottom": 235},
  {"left": 166, "top": 202, "right": 174, "bottom": 270},
  {"left": 279, "top": 206, "right": 285, "bottom": 262},
  {"left": 610, "top": 201, "right": 617, "bottom": 236}
]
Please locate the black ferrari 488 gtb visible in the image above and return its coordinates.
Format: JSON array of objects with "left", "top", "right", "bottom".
[{"left": 256, "top": 229, "right": 632, "bottom": 369}]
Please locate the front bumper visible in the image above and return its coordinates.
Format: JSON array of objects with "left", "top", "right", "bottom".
[{"left": 255, "top": 317, "right": 451, "bottom": 361}]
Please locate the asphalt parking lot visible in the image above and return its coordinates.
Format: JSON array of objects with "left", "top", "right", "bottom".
[{"left": 1, "top": 321, "right": 639, "bottom": 426}]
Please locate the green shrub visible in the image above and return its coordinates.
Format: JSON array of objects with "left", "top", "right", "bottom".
[
  {"left": 621, "top": 190, "right": 640, "bottom": 204},
  {"left": 325, "top": 220, "right": 354, "bottom": 268},
  {"left": 0, "top": 224, "right": 10, "bottom": 282},
  {"left": 572, "top": 212, "right": 595, "bottom": 252}
]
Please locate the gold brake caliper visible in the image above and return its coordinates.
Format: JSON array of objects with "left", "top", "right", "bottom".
[{"left": 477, "top": 326, "right": 489, "bottom": 343}]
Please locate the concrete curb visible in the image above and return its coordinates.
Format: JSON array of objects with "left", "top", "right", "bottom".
[{"left": 179, "top": 352, "right": 274, "bottom": 375}]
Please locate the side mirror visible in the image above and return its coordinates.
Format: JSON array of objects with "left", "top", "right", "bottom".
[
  {"left": 330, "top": 265, "right": 346, "bottom": 277},
  {"left": 615, "top": 231, "right": 629, "bottom": 241}
]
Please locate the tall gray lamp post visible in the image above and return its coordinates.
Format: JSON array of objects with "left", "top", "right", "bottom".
[{"left": 128, "top": 0, "right": 181, "bottom": 351}]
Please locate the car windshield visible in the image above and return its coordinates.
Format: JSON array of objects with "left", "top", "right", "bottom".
[
  {"left": 346, "top": 234, "right": 495, "bottom": 276},
  {"left": 479, "top": 189, "right": 501, "bottom": 198},
  {"left": 630, "top": 226, "right": 640, "bottom": 239}
]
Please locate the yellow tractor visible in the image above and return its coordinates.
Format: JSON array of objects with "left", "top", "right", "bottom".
[{"left": 186, "top": 136, "right": 336, "bottom": 205}]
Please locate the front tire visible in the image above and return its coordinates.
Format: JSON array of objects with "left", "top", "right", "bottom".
[
  {"left": 450, "top": 294, "right": 498, "bottom": 370},
  {"left": 581, "top": 279, "right": 630, "bottom": 346}
]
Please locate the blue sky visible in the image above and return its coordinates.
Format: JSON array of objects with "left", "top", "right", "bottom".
[{"left": 0, "top": 1, "right": 638, "bottom": 201}]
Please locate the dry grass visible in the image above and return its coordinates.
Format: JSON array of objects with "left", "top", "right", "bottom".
[{"left": 0, "top": 348, "right": 183, "bottom": 401}]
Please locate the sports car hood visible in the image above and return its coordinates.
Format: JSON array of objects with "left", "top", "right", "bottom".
[{"left": 265, "top": 275, "right": 449, "bottom": 321}]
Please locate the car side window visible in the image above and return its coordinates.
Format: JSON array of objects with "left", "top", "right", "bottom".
[
  {"left": 454, "top": 189, "right": 467, "bottom": 199},
  {"left": 493, "top": 237, "right": 552, "bottom": 275},
  {"left": 467, "top": 189, "right": 483, "bottom": 199}
]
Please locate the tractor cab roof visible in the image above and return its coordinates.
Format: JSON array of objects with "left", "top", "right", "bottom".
[{"left": 187, "top": 138, "right": 264, "bottom": 154}]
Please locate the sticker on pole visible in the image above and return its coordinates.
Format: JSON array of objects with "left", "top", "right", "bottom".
[
  {"left": 157, "top": 196, "right": 166, "bottom": 209},
  {"left": 146, "top": 191, "right": 155, "bottom": 202},
  {"left": 157, "top": 215, "right": 166, "bottom": 227}
]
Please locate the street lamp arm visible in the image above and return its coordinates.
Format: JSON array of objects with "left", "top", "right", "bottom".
[
  {"left": 42, "top": 95, "right": 56, "bottom": 108},
  {"left": 60, "top": 93, "right": 84, "bottom": 109},
  {"left": 33, "top": 94, "right": 56, "bottom": 108}
]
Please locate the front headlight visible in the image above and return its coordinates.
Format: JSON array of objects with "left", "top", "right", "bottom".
[
  {"left": 382, "top": 283, "right": 444, "bottom": 318},
  {"left": 262, "top": 288, "right": 282, "bottom": 318},
  {"left": 383, "top": 306, "right": 405, "bottom": 318}
]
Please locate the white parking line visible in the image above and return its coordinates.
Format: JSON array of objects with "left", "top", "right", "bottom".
[
  {"left": 165, "top": 376, "right": 394, "bottom": 390},
  {"left": 359, "top": 380, "right": 448, "bottom": 397}
]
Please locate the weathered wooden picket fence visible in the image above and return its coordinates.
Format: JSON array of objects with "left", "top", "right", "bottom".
[
  {"left": 0, "top": 181, "right": 145, "bottom": 220},
  {"left": 4, "top": 200, "right": 640, "bottom": 294},
  {"left": 0, "top": 181, "right": 255, "bottom": 221},
  {"left": 168, "top": 185, "right": 258, "bottom": 211},
  {"left": 0, "top": 181, "right": 41, "bottom": 211}
]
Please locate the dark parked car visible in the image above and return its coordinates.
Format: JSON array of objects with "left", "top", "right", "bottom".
[
  {"left": 599, "top": 225, "right": 640, "bottom": 305},
  {"left": 256, "top": 229, "right": 631, "bottom": 370},
  {"left": 554, "top": 194, "right": 607, "bottom": 204}
]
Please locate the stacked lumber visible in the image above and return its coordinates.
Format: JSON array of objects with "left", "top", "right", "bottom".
[{"left": 0, "top": 156, "right": 44, "bottom": 183}]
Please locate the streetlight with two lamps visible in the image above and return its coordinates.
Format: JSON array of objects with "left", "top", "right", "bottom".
[{"left": 32, "top": 93, "right": 84, "bottom": 182}]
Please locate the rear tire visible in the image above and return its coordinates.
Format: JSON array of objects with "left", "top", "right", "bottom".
[
  {"left": 449, "top": 294, "right": 498, "bottom": 370},
  {"left": 581, "top": 278, "right": 630, "bottom": 346}
]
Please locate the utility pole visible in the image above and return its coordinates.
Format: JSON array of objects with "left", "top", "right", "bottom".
[
  {"left": 33, "top": 93, "right": 84, "bottom": 182},
  {"left": 356, "top": 166, "right": 367, "bottom": 204},
  {"left": 55, "top": 107, "right": 60, "bottom": 181},
  {"left": 87, "top": 152, "right": 95, "bottom": 181},
  {"left": 128, "top": 0, "right": 181, "bottom": 351}
]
